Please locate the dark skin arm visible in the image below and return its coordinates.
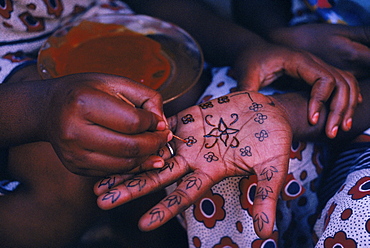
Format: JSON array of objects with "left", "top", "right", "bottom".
[{"left": 1, "top": 65, "right": 171, "bottom": 176}]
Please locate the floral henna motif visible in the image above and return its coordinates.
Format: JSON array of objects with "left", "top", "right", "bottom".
[
  {"left": 181, "top": 114, "right": 195, "bottom": 124},
  {"left": 240, "top": 146, "right": 252, "bottom": 157},
  {"left": 204, "top": 152, "right": 219, "bottom": 162},
  {"left": 254, "top": 113, "right": 268, "bottom": 124},
  {"left": 185, "top": 136, "right": 197, "bottom": 147},
  {"left": 217, "top": 96, "right": 230, "bottom": 104},
  {"left": 199, "top": 101, "right": 214, "bottom": 109},
  {"left": 255, "top": 130, "right": 268, "bottom": 142}
]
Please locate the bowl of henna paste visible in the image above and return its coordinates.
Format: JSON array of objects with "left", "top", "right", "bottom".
[{"left": 37, "top": 14, "right": 205, "bottom": 116}]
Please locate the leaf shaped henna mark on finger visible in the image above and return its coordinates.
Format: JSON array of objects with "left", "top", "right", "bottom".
[
  {"left": 148, "top": 207, "right": 165, "bottom": 226},
  {"left": 255, "top": 130, "right": 268, "bottom": 142},
  {"left": 204, "top": 152, "right": 219, "bottom": 162},
  {"left": 157, "top": 147, "right": 165, "bottom": 157},
  {"left": 259, "top": 166, "right": 278, "bottom": 181},
  {"left": 126, "top": 177, "right": 147, "bottom": 191},
  {"left": 181, "top": 114, "right": 195, "bottom": 124},
  {"left": 160, "top": 161, "right": 175, "bottom": 172},
  {"left": 101, "top": 189, "right": 121, "bottom": 204},
  {"left": 253, "top": 212, "right": 269, "bottom": 232},
  {"left": 185, "top": 176, "right": 202, "bottom": 190},
  {"left": 256, "top": 186, "right": 273, "bottom": 200},
  {"left": 164, "top": 195, "right": 182, "bottom": 208},
  {"left": 254, "top": 113, "right": 268, "bottom": 124},
  {"left": 98, "top": 176, "right": 116, "bottom": 189},
  {"left": 240, "top": 146, "right": 252, "bottom": 157},
  {"left": 217, "top": 96, "right": 230, "bottom": 104},
  {"left": 185, "top": 136, "right": 197, "bottom": 147}
]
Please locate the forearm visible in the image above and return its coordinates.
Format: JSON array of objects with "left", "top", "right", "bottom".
[
  {"left": 0, "top": 66, "right": 52, "bottom": 147},
  {"left": 0, "top": 82, "right": 52, "bottom": 147},
  {"left": 125, "top": 0, "right": 269, "bottom": 66}
]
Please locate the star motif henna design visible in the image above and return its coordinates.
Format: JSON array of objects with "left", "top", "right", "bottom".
[
  {"left": 204, "top": 151, "right": 219, "bottom": 162},
  {"left": 254, "top": 113, "right": 268, "bottom": 124},
  {"left": 204, "top": 116, "right": 240, "bottom": 148}
]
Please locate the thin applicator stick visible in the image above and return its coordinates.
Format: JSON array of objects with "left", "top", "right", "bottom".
[{"left": 116, "top": 93, "right": 186, "bottom": 143}]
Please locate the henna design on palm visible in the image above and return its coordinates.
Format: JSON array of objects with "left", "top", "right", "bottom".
[{"left": 204, "top": 114, "right": 240, "bottom": 148}]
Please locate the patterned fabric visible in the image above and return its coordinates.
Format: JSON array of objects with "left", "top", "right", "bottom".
[
  {"left": 290, "top": 0, "right": 370, "bottom": 25},
  {"left": 314, "top": 147, "right": 370, "bottom": 247},
  {"left": 182, "top": 67, "right": 325, "bottom": 248},
  {"left": 0, "top": 0, "right": 133, "bottom": 194}
]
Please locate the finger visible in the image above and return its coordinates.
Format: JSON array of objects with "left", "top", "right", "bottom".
[
  {"left": 71, "top": 125, "right": 170, "bottom": 157},
  {"left": 83, "top": 91, "right": 166, "bottom": 133},
  {"left": 252, "top": 152, "right": 289, "bottom": 239},
  {"left": 138, "top": 170, "right": 217, "bottom": 232},
  {"left": 96, "top": 155, "right": 189, "bottom": 210},
  {"left": 94, "top": 174, "right": 134, "bottom": 195}
]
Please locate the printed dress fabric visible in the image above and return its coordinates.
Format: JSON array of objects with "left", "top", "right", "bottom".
[
  {"left": 289, "top": 1, "right": 370, "bottom": 247},
  {"left": 177, "top": 67, "right": 326, "bottom": 248},
  {"left": 0, "top": 0, "right": 133, "bottom": 194}
]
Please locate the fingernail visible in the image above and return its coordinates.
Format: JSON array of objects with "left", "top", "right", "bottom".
[
  {"left": 167, "top": 131, "right": 173, "bottom": 142},
  {"left": 331, "top": 126, "right": 338, "bottom": 138},
  {"left": 346, "top": 118, "right": 352, "bottom": 130},
  {"left": 153, "top": 160, "right": 164, "bottom": 168},
  {"left": 312, "top": 112, "right": 319, "bottom": 124},
  {"left": 156, "top": 121, "right": 166, "bottom": 131}
]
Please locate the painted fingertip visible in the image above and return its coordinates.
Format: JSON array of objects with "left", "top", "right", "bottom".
[
  {"left": 311, "top": 112, "right": 319, "bottom": 125},
  {"left": 331, "top": 126, "right": 338, "bottom": 138},
  {"left": 346, "top": 118, "right": 352, "bottom": 130}
]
